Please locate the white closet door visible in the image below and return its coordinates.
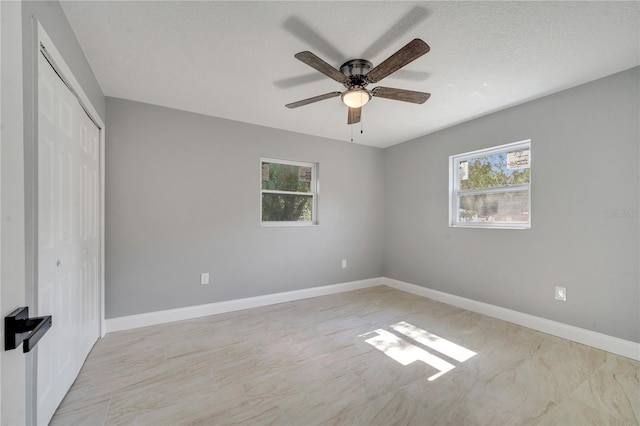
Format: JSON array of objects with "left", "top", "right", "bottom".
[
  {"left": 78, "top": 96, "right": 100, "bottom": 358},
  {"left": 37, "top": 51, "right": 100, "bottom": 425}
]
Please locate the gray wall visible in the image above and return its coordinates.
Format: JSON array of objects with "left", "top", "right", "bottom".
[
  {"left": 105, "top": 69, "right": 638, "bottom": 343},
  {"left": 105, "top": 98, "right": 385, "bottom": 318},
  {"left": 384, "top": 67, "right": 640, "bottom": 343}
]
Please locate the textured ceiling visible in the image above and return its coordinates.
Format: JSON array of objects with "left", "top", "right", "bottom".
[{"left": 61, "top": 1, "right": 640, "bottom": 148}]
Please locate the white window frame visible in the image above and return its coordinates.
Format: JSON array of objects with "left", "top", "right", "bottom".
[
  {"left": 449, "top": 139, "right": 531, "bottom": 229},
  {"left": 260, "top": 157, "right": 318, "bottom": 227}
]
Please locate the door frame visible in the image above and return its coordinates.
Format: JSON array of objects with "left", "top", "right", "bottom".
[
  {"left": 1, "top": 2, "right": 28, "bottom": 424},
  {"left": 27, "top": 21, "right": 106, "bottom": 424},
  {"left": 0, "top": 0, "right": 4, "bottom": 416}
]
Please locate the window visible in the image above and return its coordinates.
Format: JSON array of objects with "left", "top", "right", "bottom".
[
  {"left": 450, "top": 140, "right": 531, "bottom": 229},
  {"left": 261, "top": 158, "right": 318, "bottom": 225}
]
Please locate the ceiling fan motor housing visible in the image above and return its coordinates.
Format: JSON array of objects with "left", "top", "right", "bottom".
[{"left": 340, "top": 59, "right": 373, "bottom": 89}]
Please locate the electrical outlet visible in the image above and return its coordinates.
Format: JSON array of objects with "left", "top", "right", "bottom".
[
  {"left": 342, "top": 259, "right": 347, "bottom": 269},
  {"left": 555, "top": 286, "right": 566, "bottom": 301},
  {"left": 201, "top": 273, "right": 210, "bottom": 285}
]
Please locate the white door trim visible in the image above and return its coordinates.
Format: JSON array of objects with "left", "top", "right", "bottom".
[
  {"left": 36, "top": 23, "right": 106, "bottom": 338},
  {"left": 0, "top": 0, "right": 4, "bottom": 416},
  {"left": 1, "top": 2, "right": 28, "bottom": 424}
]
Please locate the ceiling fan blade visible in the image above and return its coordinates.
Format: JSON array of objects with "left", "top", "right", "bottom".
[
  {"left": 366, "top": 39, "right": 430, "bottom": 83},
  {"left": 372, "top": 87, "right": 431, "bottom": 104},
  {"left": 294, "top": 51, "right": 348, "bottom": 84},
  {"left": 285, "top": 91, "right": 341, "bottom": 109},
  {"left": 348, "top": 107, "right": 361, "bottom": 124}
]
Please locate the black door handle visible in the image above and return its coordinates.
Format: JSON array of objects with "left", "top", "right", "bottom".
[{"left": 4, "top": 307, "right": 52, "bottom": 353}]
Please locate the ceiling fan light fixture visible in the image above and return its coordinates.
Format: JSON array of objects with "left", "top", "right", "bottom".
[{"left": 342, "top": 88, "right": 371, "bottom": 108}]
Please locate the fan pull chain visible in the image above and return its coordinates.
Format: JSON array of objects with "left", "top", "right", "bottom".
[
  {"left": 349, "top": 117, "right": 362, "bottom": 143},
  {"left": 360, "top": 92, "right": 365, "bottom": 135}
]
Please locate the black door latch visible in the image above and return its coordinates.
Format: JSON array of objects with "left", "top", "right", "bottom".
[{"left": 4, "top": 307, "right": 52, "bottom": 353}]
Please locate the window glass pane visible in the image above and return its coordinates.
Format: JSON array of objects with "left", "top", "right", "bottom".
[
  {"left": 459, "top": 150, "right": 530, "bottom": 190},
  {"left": 261, "top": 162, "right": 312, "bottom": 193},
  {"left": 458, "top": 191, "right": 529, "bottom": 223},
  {"left": 262, "top": 193, "right": 312, "bottom": 222}
]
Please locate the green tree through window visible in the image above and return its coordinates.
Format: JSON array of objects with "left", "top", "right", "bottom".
[
  {"left": 261, "top": 160, "right": 316, "bottom": 223},
  {"left": 451, "top": 141, "right": 531, "bottom": 228},
  {"left": 461, "top": 152, "right": 530, "bottom": 190}
]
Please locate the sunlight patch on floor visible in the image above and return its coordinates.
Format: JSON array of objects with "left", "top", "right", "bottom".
[
  {"left": 363, "top": 329, "right": 455, "bottom": 381},
  {"left": 390, "top": 321, "right": 476, "bottom": 362},
  {"left": 360, "top": 321, "right": 476, "bottom": 381}
]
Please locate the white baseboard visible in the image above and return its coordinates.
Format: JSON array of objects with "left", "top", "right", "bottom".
[
  {"left": 105, "top": 275, "right": 639, "bottom": 361},
  {"left": 105, "top": 277, "right": 383, "bottom": 333},
  {"left": 383, "top": 277, "right": 640, "bottom": 361}
]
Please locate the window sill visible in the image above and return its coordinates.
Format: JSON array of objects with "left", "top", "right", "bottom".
[
  {"left": 261, "top": 222, "right": 319, "bottom": 228},
  {"left": 449, "top": 223, "right": 531, "bottom": 230}
]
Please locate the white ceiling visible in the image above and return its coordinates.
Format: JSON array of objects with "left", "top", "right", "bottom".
[{"left": 60, "top": 1, "right": 640, "bottom": 148}]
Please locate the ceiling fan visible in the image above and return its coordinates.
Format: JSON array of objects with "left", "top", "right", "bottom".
[{"left": 285, "top": 38, "right": 431, "bottom": 125}]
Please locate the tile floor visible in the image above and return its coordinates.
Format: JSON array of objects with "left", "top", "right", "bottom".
[{"left": 51, "top": 286, "right": 639, "bottom": 425}]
